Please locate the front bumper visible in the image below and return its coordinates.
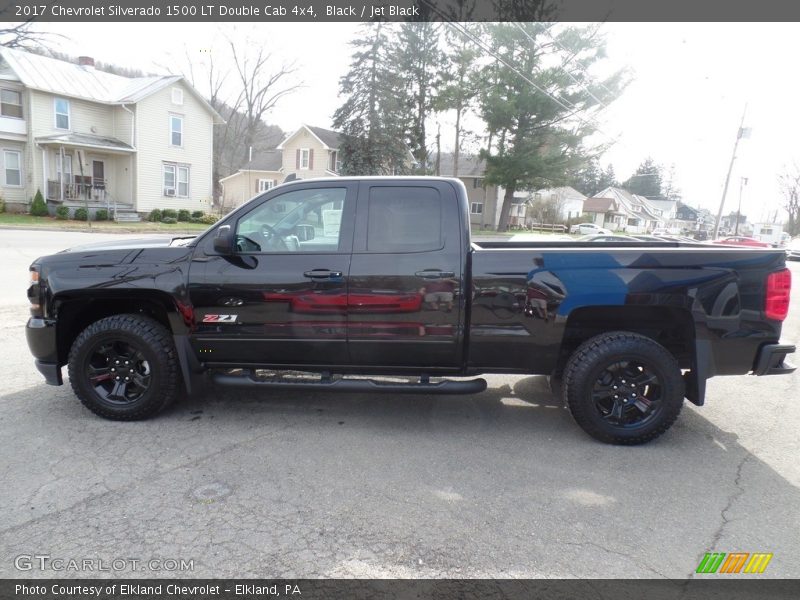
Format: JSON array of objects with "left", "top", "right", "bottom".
[
  {"left": 753, "top": 343, "right": 796, "bottom": 376},
  {"left": 26, "top": 317, "right": 62, "bottom": 385}
]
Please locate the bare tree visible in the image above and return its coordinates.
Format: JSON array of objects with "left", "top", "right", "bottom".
[
  {"left": 778, "top": 163, "right": 800, "bottom": 237},
  {"left": 228, "top": 38, "right": 302, "bottom": 165},
  {"left": 0, "top": 23, "right": 63, "bottom": 51}
]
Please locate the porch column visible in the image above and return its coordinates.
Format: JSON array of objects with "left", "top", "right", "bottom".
[
  {"left": 59, "top": 146, "right": 64, "bottom": 201},
  {"left": 41, "top": 147, "right": 47, "bottom": 200}
]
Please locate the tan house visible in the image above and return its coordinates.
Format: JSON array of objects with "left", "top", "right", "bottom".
[
  {"left": 0, "top": 47, "right": 222, "bottom": 219},
  {"left": 437, "top": 153, "right": 503, "bottom": 230},
  {"left": 219, "top": 124, "right": 341, "bottom": 210}
]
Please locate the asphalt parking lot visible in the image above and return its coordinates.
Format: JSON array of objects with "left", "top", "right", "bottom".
[{"left": 1, "top": 229, "right": 798, "bottom": 578}]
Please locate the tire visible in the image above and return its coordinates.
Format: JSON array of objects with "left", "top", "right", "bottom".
[
  {"left": 67, "top": 314, "right": 180, "bottom": 420},
  {"left": 563, "top": 331, "right": 684, "bottom": 445}
]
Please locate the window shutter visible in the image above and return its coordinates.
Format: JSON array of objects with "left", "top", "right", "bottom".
[
  {"left": 309, "top": 149, "right": 314, "bottom": 170},
  {"left": 296, "top": 149, "right": 300, "bottom": 169}
]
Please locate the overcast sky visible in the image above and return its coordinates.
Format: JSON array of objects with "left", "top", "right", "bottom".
[{"left": 16, "top": 21, "right": 800, "bottom": 222}]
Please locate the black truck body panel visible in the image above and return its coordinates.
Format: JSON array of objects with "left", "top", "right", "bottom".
[{"left": 26, "top": 177, "right": 794, "bottom": 407}]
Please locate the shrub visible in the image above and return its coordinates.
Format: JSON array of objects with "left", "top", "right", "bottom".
[
  {"left": 0, "top": 197, "right": 5, "bottom": 213},
  {"left": 162, "top": 208, "right": 178, "bottom": 219},
  {"left": 161, "top": 216, "right": 177, "bottom": 224},
  {"left": 30, "top": 190, "right": 48, "bottom": 216},
  {"left": 74, "top": 207, "right": 88, "bottom": 221},
  {"left": 148, "top": 209, "right": 162, "bottom": 222},
  {"left": 55, "top": 206, "right": 70, "bottom": 220},
  {"left": 191, "top": 210, "right": 204, "bottom": 219},
  {"left": 177, "top": 209, "right": 191, "bottom": 222},
  {"left": 199, "top": 214, "right": 219, "bottom": 224},
  {"left": 95, "top": 209, "right": 109, "bottom": 221}
]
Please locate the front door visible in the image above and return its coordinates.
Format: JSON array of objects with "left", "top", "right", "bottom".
[{"left": 188, "top": 182, "right": 357, "bottom": 367}]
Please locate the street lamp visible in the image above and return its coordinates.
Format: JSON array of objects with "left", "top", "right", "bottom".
[{"left": 735, "top": 177, "right": 748, "bottom": 236}]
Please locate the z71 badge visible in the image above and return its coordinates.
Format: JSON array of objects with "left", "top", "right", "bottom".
[{"left": 202, "top": 314, "right": 238, "bottom": 323}]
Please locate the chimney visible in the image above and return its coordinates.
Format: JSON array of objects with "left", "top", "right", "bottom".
[{"left": 78, "top": 56, "right": 95, "bottom": 68}]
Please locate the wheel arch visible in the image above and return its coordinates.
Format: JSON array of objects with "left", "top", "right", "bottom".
[
  {"left": 54, "top": 291, "right": 187, "bottom": 368},
  {"left": 557, "top": 305, "right": 705, "bottom": 405}
]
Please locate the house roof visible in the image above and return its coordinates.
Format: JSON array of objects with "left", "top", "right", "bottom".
[
  {"left": 583, "top": 197, "right": 619, "bottom": 213},
  {"left": 35, "top": 132, "right": 134, "bottom": 153},
  {"left": 596, "top": 187, "right": 663, "bottom": 221},
  {"left": 276, "top": 124, "right": 341, "bottom": 150},
  {"left": 535, "top": 186, "right": 587, "bottom": 201},
  {"left": 245, "top": 150, "right": 283, "bottom": 172},
  {"left": 437, "top": 153, "right": 486, "bottom": 178},
  {"left": 0, "top": 47, "right": 223, "bottom": 122}
]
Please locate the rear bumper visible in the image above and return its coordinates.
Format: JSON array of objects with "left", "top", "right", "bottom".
[{"left": 753, "top": 343, "right": 796, "bottom": 376}]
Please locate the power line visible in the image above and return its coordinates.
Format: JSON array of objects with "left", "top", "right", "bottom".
[{"left": 512, "top": 22, "right": 608, "bottom": 110}]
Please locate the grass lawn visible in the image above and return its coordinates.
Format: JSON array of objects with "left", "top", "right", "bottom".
[{"left": 0, "top": 213, "right": 212, "bottom": 233}]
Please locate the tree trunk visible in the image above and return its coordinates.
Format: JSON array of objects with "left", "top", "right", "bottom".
[{"left": 497, "top": 184, "right": 516, "bottom": 231}]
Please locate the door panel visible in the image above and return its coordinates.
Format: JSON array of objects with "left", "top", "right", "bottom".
[
  {"left": 188, "top": 183, "right": 356, "bottom": 366},
  {"left": 347, "top": 181, "right": 465, "bottom": 369}
]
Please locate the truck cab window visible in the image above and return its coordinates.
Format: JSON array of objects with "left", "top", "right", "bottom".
[
  {"left": 235, "top": 187, "right": 347, "bottom": 253},
  {"left": 367, "top": 186, "right": 442, "bottom": 253}
]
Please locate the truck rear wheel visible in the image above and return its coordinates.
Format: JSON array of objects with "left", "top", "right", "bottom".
[
  {"left": 67, "top": 314, "right": 179, "bottom": 420},
  {"left": 562, "top": 332, "right": 684, "bottom": 445}
]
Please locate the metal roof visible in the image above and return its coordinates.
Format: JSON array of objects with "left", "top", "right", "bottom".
[
  {"left": 35, "top": 132, "right": 135, "bottom": 153},
  {"left": 0, "top": 47, "right": 223, "bottom": 122}
]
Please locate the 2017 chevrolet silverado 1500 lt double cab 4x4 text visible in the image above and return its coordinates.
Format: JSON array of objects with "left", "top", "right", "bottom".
[{"left": 25, "top": 177, "right": 795, "bottom": 444}]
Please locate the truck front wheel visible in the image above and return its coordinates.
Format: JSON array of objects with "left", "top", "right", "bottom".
[
  {"left": 67, "top": 314, "right": 180, "bottom": 420},
  {"left": 563, "top": 332, "right": 684, "bottom": 445}
]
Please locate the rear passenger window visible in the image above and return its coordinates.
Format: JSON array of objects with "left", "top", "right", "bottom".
[{"left": 367, "top": 186, "right": 442, "bottom": 253}]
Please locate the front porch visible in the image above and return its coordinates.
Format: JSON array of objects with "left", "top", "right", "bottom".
[{"left": 36, "top": 132, "right": 137, "bottom": 220}]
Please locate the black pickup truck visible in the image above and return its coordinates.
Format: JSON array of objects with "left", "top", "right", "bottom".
[{"left": 26, "top": 177, "right": 795, "bottom": 444}]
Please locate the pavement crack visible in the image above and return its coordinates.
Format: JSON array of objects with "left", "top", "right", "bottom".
[{"left": 560, "top": 539, "right": 670, "bottom": 579}]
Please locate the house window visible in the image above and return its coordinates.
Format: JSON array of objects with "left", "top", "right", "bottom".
[
  {"left": 163, "top": 163, "right": 189, "bottom": 197},
  {"left": 170, "top": 115, "right": 183, "bottom": 147},
  {"left": 3, "top": 150, "right": 21, "bottom": 186},
  {"left": 328, "top": 151, "right": 337, "bottom": 172},
  {"left": 473, "top": 178, "right": 481, "bottom": 189},
  {"left": 177, "top": 165, "right": 189, "bottom": 197},
  {"left": 171, "top": 88, "right": 183, "bottom": 105},
  {"left": 0, "top": 90, "right": 22, "bottom": 119},
  {"left": 54, "top": 98, "right": 70, "bottom": 129},
  {"left": 258, "top": 179, "right": 274, "bottom": 192},
  {"left": 56, "top": 153, "right": 73, "bottom": 183},
  {"left": 300, "top": 148, "right": 310, "bottom": 169},
  {"left": 471, "top": 202, "right": 483, "bottom": 214}
]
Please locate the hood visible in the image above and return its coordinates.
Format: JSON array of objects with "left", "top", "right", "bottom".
[{"left": 60, "top": 236, "right": 196, "bottom": 253}]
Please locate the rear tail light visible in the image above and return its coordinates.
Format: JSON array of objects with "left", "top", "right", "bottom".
[{"left": 765, "top": 268, "right": 791, "bottom": 321}]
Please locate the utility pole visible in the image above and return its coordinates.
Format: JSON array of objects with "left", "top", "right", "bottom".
[
  {"left": 735, "top": 177, "right": 748, "bottom": 236},
  {"left": 713, "top": 104, "right": 749, "bottom": 239}
]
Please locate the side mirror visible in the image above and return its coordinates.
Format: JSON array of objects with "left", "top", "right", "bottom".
[
  {"left": 295, "top": 224, "right": 315, "bottom": 241},
  {"left": 213, "top": 225, "right": 234, "bottom": 254}
]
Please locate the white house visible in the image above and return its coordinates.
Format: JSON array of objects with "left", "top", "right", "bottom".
[
  {"left": 595, "top": 187, "right": 664, "bottom": 233},
  {"left": 533, "top": 186, "right": 587, "bottom": 221},
  {"left": 0, "top": 47, "right": 222, "bottom": 219}
]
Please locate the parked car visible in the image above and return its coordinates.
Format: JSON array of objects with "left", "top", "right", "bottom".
[
  {"left": 570, "top": 222, "right": 612, "bottom": 235},
  {"left": 25, "top": 176, "right": 795, "bottom": 446},
  {"left": 578, "top": 234, "right": 639, "bottom": 242},
  {"left": 712, "top": 236, "right": 772, "bottom": 248},
  {"left": 692, "top": 230, "right": 709, "bottom": 241},
  {"left": 786, "top": 236, "right": 800, "bottom": 261}
]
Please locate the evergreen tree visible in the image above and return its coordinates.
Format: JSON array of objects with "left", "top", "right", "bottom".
[
  {"left": 596, "top": 164, "right": 619, "bottom": 193},
  {"left": 435, "top": 23, "right": 481, "bottom": 176},
  {"left": 477, "top": 23, "right": 625, "bottom": 230},
  {"left": 393, "top": 22, "right": 443, "bottom": 172},
  {"left": 333, "top": 24, "right": 410, "bottom": 176},
  {"left": 624, "top": 158, "right": 663, "bottom": 198}
]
